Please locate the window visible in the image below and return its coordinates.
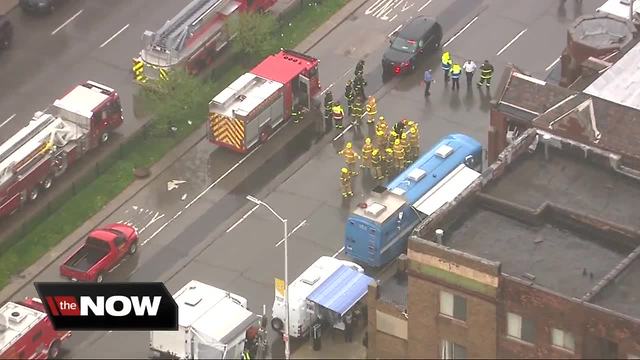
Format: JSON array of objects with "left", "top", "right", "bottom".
[
  {"left": 441, "top": 339, "right": 467, "bottom": 359},
  {"left": 114, "top": 235, "right": 126, "bottom": 248},
  {"left": 440, "top": 291, "right": 466, "bottom": 321},
  {"left": 507, "top": 312, "right": 536, "bottom": 343},
  {"left": 552, "top": 328, "right": 575, "bottom": 353}
]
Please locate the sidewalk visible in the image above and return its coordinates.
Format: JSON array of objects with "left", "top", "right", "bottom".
[
  {"left": 0, "top": 1, "right": 17, "bottom": 14},
  {"left": 293, "top": 322, "right": 367, "bottom": 359}
]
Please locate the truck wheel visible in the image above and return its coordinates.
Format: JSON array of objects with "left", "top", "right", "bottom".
[
  {"left": 96, "top": 273, "right": 104, "bottom": 283},
  {"left": 42, "top": 176, "right": 54, "bottom": 190},
  {"left": 48, "top": 341, "right": 61, "bottom": 359},
  {"left": 100, "top": 132, "right": 110, "bottom": 144},
  {"left": 28, "top": 188, "right": 39, "bottom": 201},
  {"left": 271, "top": 317, "right": 284, "bottom": 332},
  {"left": 128, "top": 241, "right": 138, "bottom": 255}
]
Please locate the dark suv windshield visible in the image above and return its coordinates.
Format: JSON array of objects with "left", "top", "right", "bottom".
[{"left": 390, "top": 37, "right": 418, "bottom": 53}]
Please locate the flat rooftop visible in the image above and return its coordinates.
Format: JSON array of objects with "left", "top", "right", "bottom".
[{"left": 441, "top": 144, "right": 640, "bottom": 314}]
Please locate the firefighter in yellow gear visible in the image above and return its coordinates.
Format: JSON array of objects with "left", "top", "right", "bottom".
[
  {"left": 351, "top": 96, "right": 364, "bottom": 124},
  {"left": 332, "top": 101, "right": 345, "bottom": 129},
  {"left": 371, "top": 149, "right": 384, "bottom": 180},
  {"left": 400, "top": 133, "right": 411, "bottom": 165},
  {"left": 388, "top": 130, "right": 400, "bottom": 149},
  {"left": 393, "top": 139, "right": 405, "bottom": 171},
  {"left": 361, "top": 138, "right": 374, "bottom": 170},
  {"left": 408, "top": 126, "right": 420, "bottom": 162},
  {"left": 383, "top": 148, "right": 394, "bottom": 177},
  {"left": 365, "top": 96, "right": 377, "bottom": 124},
  {"left": 338, "top": 142, "right": 361, "bottom": 176},
  {"left": 340, "top": 167, "right": 354, "bottom": 198},
  {"left": 375, "top": 129, "right": 387, "bottom": 150},
  {"left": 376, "top": 116, "right": 389, "bottom": 136}
]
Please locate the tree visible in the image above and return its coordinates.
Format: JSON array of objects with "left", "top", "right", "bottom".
[{"left": 227, "top": 11, "right": 279, "bottom": 63}]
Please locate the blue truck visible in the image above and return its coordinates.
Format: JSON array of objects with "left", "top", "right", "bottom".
[{"left": 344, "top": 133, "right": 483, "bottom": 268}]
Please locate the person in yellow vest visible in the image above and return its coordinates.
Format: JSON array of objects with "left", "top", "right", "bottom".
[
  {"left": 400, "top": 133, "right": 411, "bottom": 165},
  {"left": 408, "top": 126, "right": 420, "bottom": 162},
  {"left": 338, "top": 142, "right": 361, "bottom": 176},
  {"left": 376, "top": 116, "right": 389, "bottom": 139},
  {"left": 441, "top": 51, "right": 452, "bottom": 83},
  {"left": 365, "top": 96, "right": 377, "bottom": 124},
  {"left": 375, "top": 129, "right": 387, "bottom": 150},
  {"left": 361, "top": 138, "right": 374, "bottom": 170},
  {"left": 392, "top": 139, "right": 405, "bottom": 171},
  {"left": 332, "top": 101, "right": 345, "bottom": 129},
  {"left": 450, "top": 63, "right": 462, "bottom": 91},
  {"left": 340, "top": 167, "right": 354, "bottom": 198},
  {"left": 371, "top": 148, "right": 383, "bottom": 180},
  {"left": 383, "top": 147, "right": 394, "bottom": 177}
]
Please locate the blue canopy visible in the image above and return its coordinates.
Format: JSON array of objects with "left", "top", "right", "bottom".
[{"left": 307, "top": 265, "right": 374, "bottom": 316}]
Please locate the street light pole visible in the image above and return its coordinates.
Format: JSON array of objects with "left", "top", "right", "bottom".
[{"left": 245, "top": 195, "right": 290, "bottom": 360}]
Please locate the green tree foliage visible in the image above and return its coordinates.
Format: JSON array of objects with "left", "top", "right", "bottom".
[{"left": 227, "top": 11, "right": 279, "bottom": 62}]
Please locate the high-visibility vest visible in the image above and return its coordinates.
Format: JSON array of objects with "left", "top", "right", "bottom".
[
  {"left": 332, "top": 105, "right": 344, "bottom": 120},
  {"left": 242, "top": 351, "right": 251, "bottom": 359},
  {"left": 441, "top": 58, "right": 452, "bottom": 71},
  {"left": 450, "top": 65, "right": 462, "bottom": 79},
  {"left": 366, "top": 102, "right": 377, "bottom": 115}
]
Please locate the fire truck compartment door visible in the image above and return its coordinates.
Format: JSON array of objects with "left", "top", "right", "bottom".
[{"left": 298, "top": 75, "right": 311, "bottom": 109}]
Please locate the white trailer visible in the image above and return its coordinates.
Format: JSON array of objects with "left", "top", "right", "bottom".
[
  {"left": 596, "top": 0, "right": 640, "bottom": 23},
  {"left": 149, "top": 280, "right": 260, "bottom": 359},
  {"left": 271, "top": 256, "right": 364, "bottom": 338}
]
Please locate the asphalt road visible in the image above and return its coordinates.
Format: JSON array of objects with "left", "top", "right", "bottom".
[
  {"left": 6, "top": 0, "right": 606, "bottom": 358},
  {"left": 0, "top": 0, "right": 191, "bottom": 143}
]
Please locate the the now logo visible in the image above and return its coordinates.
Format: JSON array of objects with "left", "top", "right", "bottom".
[{"left": 35, "top": 282, "right": 177, "bottom": 331}]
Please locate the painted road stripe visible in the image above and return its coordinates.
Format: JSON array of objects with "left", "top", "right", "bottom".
[
  {"left": 276, "top": 220, "right": 307, "bottom": 247},
  {"left": 0, "top": 114, "right": 16, "bottom": 128},
  {"left": 443, "top": 16, "right": 478, "bottom": 48},
  {"left": 418, "top": 0, "right": 433, "bottom": 12},
  {"left": 332, "top": 246, "right": 345, "bottom": 258},
  {"left": 226, "top": 205, "right": 260, "bottom": 233},
  {"left": 100, "top": 24, "right": 129, "bottom": 48},
  {"left": 545, "top": 56, "right": 560, "bottom": 72},
  {"left": 496, "top": 29, "right": 527, "bottom": 56},
  {"left": 51, "top": 9, "right": 84, "bottom": 35}
]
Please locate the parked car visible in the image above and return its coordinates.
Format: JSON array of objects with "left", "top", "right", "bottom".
[
  {"left": 0, "top": 15, "right": 12, "bottom": 49},
  {"left": 19, "top": 0, "right": 65, "bottom": 14},
  {"left": 382, "top": 16, "right": 442, "bottom": 75},
  {"left": 59, "top": 223, "right": 138, "bottom": 283}
]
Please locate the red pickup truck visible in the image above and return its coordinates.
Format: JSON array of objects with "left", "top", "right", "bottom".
[{"left": 59, "top": 223, "right": 138, "bottom": 283}]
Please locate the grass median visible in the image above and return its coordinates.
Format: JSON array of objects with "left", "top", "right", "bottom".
[{"left": 0, "top": 0, "right": 349, "bottom": 290}]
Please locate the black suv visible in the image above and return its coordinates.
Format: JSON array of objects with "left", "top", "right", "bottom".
[
  {"left": 19, "top": 0, "right": 64, "bottom": 14},
  {"left": 0, "top": 15, "right": 12, "bottom": 50},
  {"left": 382, "top": 16, "right": 442, "bottom": 75}
]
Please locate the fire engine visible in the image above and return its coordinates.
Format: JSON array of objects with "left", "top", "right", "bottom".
[
  {"left": 0, "top": 81, "right": 124, "bottom": 218},
  {"left": 0, "top": 297, "right": 71, "bottom": 359},
  {"left": 132, "top": 0, "right": 276, "bottom": 83},
  {"left": 208, "top": 49, "right": 321, "bottom": 153}
]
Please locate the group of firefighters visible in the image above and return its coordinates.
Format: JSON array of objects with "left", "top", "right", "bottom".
[{"left": 323, "top": 60, "right": 374, "bottom": 130}]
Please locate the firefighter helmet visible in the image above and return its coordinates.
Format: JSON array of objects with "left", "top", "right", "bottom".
[
  {"left": 401, "top": 133, "right": 407, "bottom": 139},
  {"left": 365, "top": 138, "right": 371, "bottom": 145},
  {"left": 347, "top": 79, "right": 352, "bottom": 85},
  {"left": 410, "top": 127, "right": 416, "bottom": 134},
  {"left": 386, "top": 148, "right": 393, "bottom": 154},
  {"left": 379, "top": 116, "right": 385, "bottom": 122},
  {"left": 372, "top": 149, "right": 379, "bottom": 156},
  {"left": 394, "top": 139, "right": 400, "bottom": 145},
  {"left": 341, "top": 167, "right": 349, "bottom": 174},
  {"left": 346, "top": 142, "right": 352, "bottom": 149}
]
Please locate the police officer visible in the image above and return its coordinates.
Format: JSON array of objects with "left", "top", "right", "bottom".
[
  {"left": 332, "top": 101, "right": 345, "bottom": 129},
  {"left": 441, "top": 51, "right": 452, "bottom": 83},
  {"left": 355, "top": 59, "right": 365, "bottom": 77},
  {"left": 323, "top": 91, "right": 334, "bottom": 120},
  {"left": 345, "top": 80, "right": 355, "bottom": 116},
  {"left": 365, "top": 96, "right": 377, "bottom": 124},
  {"left": 291, "top": 103, "right": 303, "bottom": 123},
  {"left": 393, "top": 139, "right": 405, "bottom": 171},
  {"left": 371, "top": 148, "right": 384, "bottom": 180},
  {"left": 361, "top": 138, "right": 374, "bottom": 171},
  {"left": 339, "top": 142, "right": 361, "bottom": 176},
  {"left": 340, "top": 167, "right": 354, "bottom": 198},
  {"left": 450, "top": 63, "right": 462, "bottom": 91},
  {"left": 477, "top": 59, "right": 494, "bottom": 88}
]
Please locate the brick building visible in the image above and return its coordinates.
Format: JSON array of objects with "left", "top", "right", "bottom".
[{"left": 366, "top": 128, "right": 640, "bottom": 359}]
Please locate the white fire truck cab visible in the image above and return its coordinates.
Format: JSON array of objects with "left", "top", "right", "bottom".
[{"left": 0, "top": 297, "right": 71, "bottom": 359}]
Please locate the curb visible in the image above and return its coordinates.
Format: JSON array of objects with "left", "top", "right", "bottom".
[{"left": 0, "top": 0, "right": 370, "bottom": 304}]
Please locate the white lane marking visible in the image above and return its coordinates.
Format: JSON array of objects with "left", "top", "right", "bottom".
[
  {"left": 332, "top": 123, "right": 354, "bottom": 141},
  {"left": 442, "top": 15, "right": 478, "bottom": 48},
  {"left": 545, "top": 56, "right": 561, "bottom": 72},
  {"left": 388, "top": 24, "right": 402, "bottom": 38},
  {"left": 0, "top": 114, "right": 16, "bottom": 128},
  {"left": 108, "top": 263, "right": 121, "bottom": 273},
  {"left": 276, "top": 220, "right": 307, "bottom": 247},
  {"left": 342, "top": 67, "right": 354, "bottom": 78},
  {"left": 496, "top": 29, "right": 527, "bottom": 56},
  {"left": 226, "top": 205, "right": 260, "bottom": 233},
  {"left": 139, "top": 212, "right": 165, "bottom": 235},
  {"left": 100, "top": 24, "right": 129, "bottom": 48},
  {"left": 389, "top": 14, "right": 398, "bottom": 21},
  {"left": 51, "top": 9, "right": 84, "bottom": 35},
  {"left": 418, "top": 0, "right": 432, "bottom": 12},
  {"left": 320, "top": 83, "right": 334, "bottom": 96},
  {"left": 332, "top": 246, "right": 345, "bottom": 258}
]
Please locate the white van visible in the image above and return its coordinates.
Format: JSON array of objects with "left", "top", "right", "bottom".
[
  {"left": 596, "top": 0, "right": 640, "bottom": 21},
  {"left": 271, "top": 256, "right": 364, "bottom": 338}
]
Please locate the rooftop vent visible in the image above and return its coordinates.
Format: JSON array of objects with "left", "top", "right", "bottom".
[
  {"left": 407, "top": 168, "right": 426, "bottom": 182},
  {"left": 435, "top": 144, "right": 454, "bottom": 159},
  {"left": 364, "top": 202, "right": 387, "bottom": 217},
  {"left": 183, "top": 287, "right": 203, "bottom": 307},
  {"left": 372, "top": 185, "right": 387, "bottom": 194},
  {"left": 8, "top": 310, "right": 26, "bottom": 324},
  {"left": 301, "top": 271, "right": 321, "bottom": 285},
  {"left": 390, "top": 187, "right": 406, "bottom": 196}
]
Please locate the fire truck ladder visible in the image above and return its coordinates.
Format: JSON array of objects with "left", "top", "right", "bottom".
[
  {"left": 153, "top": 0, "right": 227, "bottom": 55},
  {"left": 0, "top": 116, "right": 57, "bottom": 165}
]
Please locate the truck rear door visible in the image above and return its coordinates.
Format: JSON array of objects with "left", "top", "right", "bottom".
[{"left": 296, "top": 75, "right": 311, "bottom": 109}]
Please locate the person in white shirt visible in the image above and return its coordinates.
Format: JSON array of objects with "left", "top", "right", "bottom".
[{"left": 463, "top": 60, "right": 477, "bottom": 87}]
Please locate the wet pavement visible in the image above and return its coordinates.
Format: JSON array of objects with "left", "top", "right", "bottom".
[
  {"left": 3, "top": 0, "right": 609, "bottom": 359},
  {"left": 0, "top": 0, "right": 191, "bottom": 142}
]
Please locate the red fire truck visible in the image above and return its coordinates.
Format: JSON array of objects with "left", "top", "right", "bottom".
[
  {"left": 133, "top": 0, "right": 276, "bottom": 83},
  {"left": 208, "top": 49, "right": 321, "bottom": 153},
  {"left": 0, "top": 81, "right": 124, "bottom": 218},
  {"left": 0, "top": 297, "right": 71, "bottom": 359}
]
